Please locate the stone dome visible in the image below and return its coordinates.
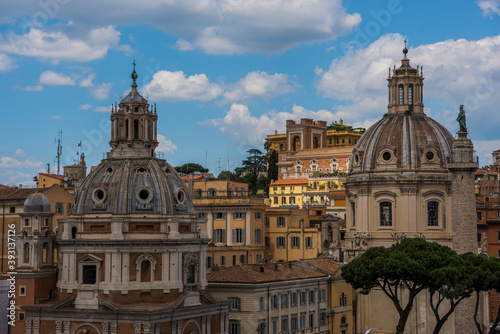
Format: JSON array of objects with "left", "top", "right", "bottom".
[
  {"left": 24, "top": 192, "right": 51, "bottom": 213},
  {"left": 350, "top": 113, "right": 454, "bottom": 173},
  {"left": 73, "top": 158, "right": 193, "bottom": 215},
  {"left": 72, "top": 66, "right": 193, "bottom": 215}
]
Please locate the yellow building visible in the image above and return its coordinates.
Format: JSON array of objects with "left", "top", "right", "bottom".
[
  {"left": 266, "top": 119, "right": 365, "bottom": 153},
  {"left": 188, "top": 180, "right": 265, "bottom": 267},
  {"left": 186, "top": 179, "right": 249, "bottom": 198},
  {"left": 264, "top": 208, "right": 321, "bottom": 262},
  {"left": 269, "top": 179, "right": 308, "bottom": 208}
]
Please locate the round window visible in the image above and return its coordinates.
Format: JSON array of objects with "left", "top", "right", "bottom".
[
  {"left": 426, "top": 151, "right": 435, "bottom": 160},
  {"left": 92, "top": 188, "right": 106, "bottom": 203},
  {"left": 139, "top": 189, "right": 150, "bottom": 200},
  {"left": 136, "top": 188, "right": 153, "bottom": 203},
  {"left": 382, "top": 152, "right": 392, "bottom": 161},
  {"left": 138, "top": 167, "right": 147, "bottom": 174},
  {"left": 106, "top": 167, "right": 113, "bottom": 174}
]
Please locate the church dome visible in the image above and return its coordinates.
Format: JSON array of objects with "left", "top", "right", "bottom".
[
  {"left": 72, "top": 65, "right": 193, "bottom": 215},
  {"left": 73, "top": 158, "right": 192, "bottom": 215},
  {"left": 350, "top": 44, "right": 454, "bottom": 174},
  {"left": 350, "top": 113, "right": 454, "bottom": 173},
  {"left": 24, "top": 192, "right": 51, "bottom": 213}
]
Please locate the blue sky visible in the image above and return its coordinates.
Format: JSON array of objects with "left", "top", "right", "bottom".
[{"left": 0, "top": 0, "right": 499, "bottom": 186}]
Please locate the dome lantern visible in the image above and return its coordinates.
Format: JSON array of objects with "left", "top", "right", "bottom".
[{"left": 387, "top": 39, "right": 425, "bottom": 114}]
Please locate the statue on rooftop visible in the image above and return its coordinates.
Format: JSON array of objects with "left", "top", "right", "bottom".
[{"left": 456, "top": 105, "right": 467, "bottom": 132}]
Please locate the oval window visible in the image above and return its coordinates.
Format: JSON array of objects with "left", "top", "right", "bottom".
[
  {"left": 92, "top": 188, "right": 106, "bottom": 203},
  {"left": 177, "top": 190, "right": 185, "bottom": 204},
  {"left": 426, "top": 151, "right": 434, "bottom": 160}
]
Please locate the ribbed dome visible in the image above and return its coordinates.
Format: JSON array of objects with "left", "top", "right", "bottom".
[
  {"left": 350, "top": 113, "right": 454, "bottom": 173},
  {"left": 73, "top": 158, "right": 192, "bottom": 215},
  {"left": 24, "top": 193, "right": 51, "bottom": 213}
]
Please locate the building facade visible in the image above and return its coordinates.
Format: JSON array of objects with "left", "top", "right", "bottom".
[
  {"left": 344, "top": 46, "right": 485, "bottom": 333},
  {"left": 207, "top": 259, "right": 349, "bottom": 334},
  {"left": 16, "top": 66, "right": 229, "bottom": 334}
]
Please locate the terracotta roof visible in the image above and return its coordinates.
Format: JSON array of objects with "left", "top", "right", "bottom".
[
  {"left": 207, "top": 262, "right": 327, "bottom": 283},
  {"left": 270, "top": 179, "right": 308, "bottom": 185},
  {"left": 0, "top": 187, "right": 38, "bottom": 200},
  {"left": 38, "top": 173, "right": 65, "bottom": 180},
  {"left": 296, "top": 258, "right": 342, "bottom": 277}
]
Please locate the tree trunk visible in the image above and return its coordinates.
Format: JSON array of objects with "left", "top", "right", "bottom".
[{"left": 395, "top": 310, "right": 411, "bottom": 334}]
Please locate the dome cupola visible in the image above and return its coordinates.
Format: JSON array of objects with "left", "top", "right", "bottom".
[{"left": 387, "top": 39, "right": 425, "bottom": 114}]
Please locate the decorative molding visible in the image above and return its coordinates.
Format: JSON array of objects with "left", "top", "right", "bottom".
[
  {"left": 134, "top": 322, "right": 142, "bottom": 334},
  {"left": 400, "top": 187, "right": 419, "bottom": 196}
]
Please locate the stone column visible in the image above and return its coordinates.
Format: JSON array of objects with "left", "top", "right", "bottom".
[{"left": 448, "top": 130, "right": 481, "bottom": 334}]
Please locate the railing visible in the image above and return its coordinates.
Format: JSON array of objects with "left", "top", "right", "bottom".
[{"left": 446, "top": 150, "right": 479, "bottom": 164}]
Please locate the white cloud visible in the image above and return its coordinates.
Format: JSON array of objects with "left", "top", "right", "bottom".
[
  {"left": 223, "top": 71, "right": 295, "bottom": 102},
  {"left": 175, "top": 39, "right": 195, "bottom": 51},
  {"left": 0, "top": 151, "right": 43, "bottom": 168},
  {"left": 39, "top": 71, "right": 75, "bottom": 86},
  {"left": 472, "top": 139, "right": 500, "bottom": 166},
  {"left": 79, "top": 73, "right": 96, "bottom": 87},
  {"left": 0, "top": 26, "right": 126, "bottom": 62},
  {"left": 157, "top": 134, "right": 178, "bottom": 155},
  {"left": 94, "top": 106, "right": 111, "bottom": 113},
  {"left": 79, "top": 104, "right": 92, "bottom": 110},
  {"left": 142, "top": 70, "right": 223, "bottom": 102},
  {"left": 0, "top": 169, "right": 35, "bottom": 186},
  {"left": 90, "top": 82, "right": 113, "bottom": 100},
  {"left": 202, "top": 103, "right": 370, "bottom": 147},
  {"left": 316, "top": 33, "right": 500, "bottom": 124},
  {"left": 51, "top": 115, "right": 63, "bottom": 120},
  {"left": 15, "top": 149, "right": 26, "bottom": 158},
  {"left": 0, "top": 53, "right": 17, "bottom": 72},
  {"left": 478, "top": 0, "right": 500, "bottom": 16},
  {"left": 0, "top": 0, "right": 360, "bottom": 55}
]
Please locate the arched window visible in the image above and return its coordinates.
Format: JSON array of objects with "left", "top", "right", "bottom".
[
  {"left": 280, "top": 143, "right": 285, "bottom": 151},
  {"left": 136, "top": 254, "right": 156, "bottom": 283},
  {"left": 186, "top": 264, "right": 196, "bottom": 284},
  {"left": 141, "top": 260, "right": 151, "bottom": 282},
  {"left": 125, "top": 119, "right": 129, "bottom": 139},
  {"left": 380, "top": 201, "right": 392, "bottom": 226},
  {"left": 427, "top": 201, "right": 439, "bottom": 226},
  {"left": 71, "top": 227, "right": 77, "bottom": 239},
  {"left": 313, "top": 137, "right": 319, "bottom": 149},
  {"left": 408, "top": 84, "right": 414, "bottom": 110},
  {"left": 328, "top": 225, "right": 333, "bottom": 243},
  {"left": 23, "top": 243, "right": 30, "bottom": 263},
  {"left": 42, "top": 242, "right": 47, "bottom": 263},
  {"left": 133, "top": 120, "right": 139, "bottom": 139},
  {"left": 341, "top": 315, "right": 347, "bottom": 324},
  {"left": 398, "top": 84, "right": 404, "bottom": 105}
]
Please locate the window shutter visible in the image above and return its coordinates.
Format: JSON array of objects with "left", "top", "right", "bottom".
[
  {"left": 232, "top": 229, "right": 236, "bottom": 243},
  {"left": 242, "top": 230, "right": 246, "bottom": 245}
]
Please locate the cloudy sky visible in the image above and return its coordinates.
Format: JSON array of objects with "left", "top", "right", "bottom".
[{"left": 1, "top": 0, "right": 499, "bottom": 186}]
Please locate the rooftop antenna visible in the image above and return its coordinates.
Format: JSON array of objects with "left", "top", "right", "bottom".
[
  {"left": 46, "top": 163, "right": 50, "bottom": 173},
  {"left": 205, "top": 150, "right": 208, "bottom": 170},
  {"left": 218, "top": 158, "right": 221, "bottom": 175},
  {"left": 54, "top": 130, "right": 63, "bottom": 175}
]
